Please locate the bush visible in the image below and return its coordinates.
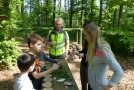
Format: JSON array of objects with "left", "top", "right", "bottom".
[
  {"left": 0, "top": 38, "right": 22, "bottom": 68},
  {"left": 102, "top": 28, "right": 134, "bottom": 56}
]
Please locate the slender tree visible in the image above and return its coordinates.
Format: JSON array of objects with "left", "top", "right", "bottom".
[
  {"left": 37, "top": 0, "right": 40, "bottom": 26},
  {"left": 113, "top": 8, "right": 118, "bottom": 27},
  {"left": 90, "top": 0, "right": 94, "bottom": 21},
  {"left": 69, "top": 0, "right": 73, "bottom": 27},
  {"left": 98, "top": 0, "right": 103, "bottom": 25},
  {"left": 45, "top": 0, "right": 49, "bottom": 26},
  {"left": 53, "top": 0, "right": 56, "bottom": 25},
  {"left": 118, "top": 3, "right": 123, "bottom": 28}
]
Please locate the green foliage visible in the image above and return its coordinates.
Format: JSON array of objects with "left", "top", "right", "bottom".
[
  {"left": 0, "top": 0, "right": 10, "bottom": 16},
  {"left": 0, "top": 38, "right": 22, "bottom": 68},
  {"left": 51, "top": 68, "right": 69, "bottom": 79},
  {"left": 0, "top": 20, "right": 19, "bottom": 41},
  {"left": 18, "top": 13, "right": 32, "bottom": 29},
  {"left": 102, "top": 28, "right": 134, "bottom": 55},
  {"left": 120, "top": 9, "right": 134, "bottom": 32},
  {"left": 0, "top": 0, "right": 22, "bottom": 41},
  {"left": 34, "top": 28, "right": 49, "bottom": 38},
  {"left": 0, "top": 0, "right": 22, "bottom": 69}
]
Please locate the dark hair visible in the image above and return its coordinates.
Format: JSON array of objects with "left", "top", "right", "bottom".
[
  {"left": 27, "top": 34, "right": 43, "bottom": 48},
  {"left": 17, "top": 53, "right": 35, "bottom": 72},
  {"left": 83, "top": 21, "right": 92, "bottom": 28}
]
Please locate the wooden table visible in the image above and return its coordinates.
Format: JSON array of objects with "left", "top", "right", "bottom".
[{"left": 42, "top": 59, "right": 79, "bottom": 90}]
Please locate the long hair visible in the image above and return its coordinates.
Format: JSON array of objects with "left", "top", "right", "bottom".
[{"left": 83, "top": 21, "right": 113, "bottom": 67}]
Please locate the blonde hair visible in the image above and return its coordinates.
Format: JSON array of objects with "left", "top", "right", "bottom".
[{"left": 83, "top": 21, "right": 113, "bottom": 67}]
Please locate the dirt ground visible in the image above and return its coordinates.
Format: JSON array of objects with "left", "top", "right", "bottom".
[
  {"left": 0, "top": 57, "right": 134, "bottom": 90},
  {"left": 0, "top": 45, "right": 134, "bottom": 90},
  {"left": 0, "top": 60, "right": 81, "bottom": 90},
  {"left": 68, "top": 57, "right": 134, "bottom": 90}
]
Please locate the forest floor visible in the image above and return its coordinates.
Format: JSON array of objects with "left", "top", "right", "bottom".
[{"left": 0, "top": 45, "right": 134, "bottom": 90}]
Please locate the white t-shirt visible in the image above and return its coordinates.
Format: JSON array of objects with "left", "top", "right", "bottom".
[{"left": 14, "top": 74, "right": 35, "bottom": 90}]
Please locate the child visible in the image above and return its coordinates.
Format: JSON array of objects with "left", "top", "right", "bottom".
[
  {"left": 38, "top": 43, "right": 59, "bottom": 72},
  {"left": 39, "top": 43, "right": 58, "bottom": 63},
  {"left": 27, "top": 34, "right": 59, "bottom": 90},
  {"left": 14, "top": 53, "right": 35, "bottom": 90}
]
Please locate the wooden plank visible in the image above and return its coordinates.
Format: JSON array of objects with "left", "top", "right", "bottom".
[
  {"left": 21, "top": 27, "right": 83, "bottom": 46},
  {"left": 42, "top": 60, "right": 79, "bottom": 90},
  {"left": 34, "top": 27, "right": 82, "bottom": 31}
]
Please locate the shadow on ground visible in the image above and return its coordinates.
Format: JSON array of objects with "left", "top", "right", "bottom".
[{"left": 0, "top": 79, "right": 14, "bottom": 90}]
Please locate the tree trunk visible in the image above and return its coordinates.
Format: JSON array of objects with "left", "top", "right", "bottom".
[
  {"left": 76, "top": 0, "right": 78, "bottom": 27},
  {"left": 53, "top": 0, "right": 56, "bottom": 25},
  {"left": 90, "top": 0, "right": 94, "bottom": 21},
  {"left": 81, "top": 0, "right": 84, "bottom": 25},
  {"left": 45, "top": 0, "right": 48, "bottom": 26},
  {"left": 69, "top": 0, "right": 73, "bottom": 27},
  {"left": 118, "top": 4, "right": 123, "bottom": 28},
  {"left": 37, "top": 0, "right": 40, "bottom": 26},
  {"left": 113, "top": 8, "right": 118, "bottom": 27},
  {"left": 98, "top": 0, "right": 103, "bottom": 25},
  {"left": 58, "top": 0, "right": 61, "bottom": 15},
  {"left": 30, "top": 0, "right": 31, "bottom": 13},
  {"left": 21, "top": 0, "right": 24, "bottom": 14}
]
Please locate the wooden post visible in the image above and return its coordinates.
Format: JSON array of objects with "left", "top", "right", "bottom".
[
  {"left": 79, "top": 29, "right": 82, "bottom": 48},
  {"left": 76, "top": 30, "right": 79, "bottom": 43}
]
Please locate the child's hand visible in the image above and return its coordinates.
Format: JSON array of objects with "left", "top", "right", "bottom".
[
  {"left": 51, "top": 64, "right": 59, "bottom": 70},
  {"left": 73, "top": 49, "right": 79, "bottom": 55},
  {"left": 79, "top": 53, "right": 84, "bottom": 58},
  {"left": 39, "top": 61, "right": 45, "bottom": 67},
  {"left": 71, "top": 49, "right": 84, "bottom": 58},
  {"left": 48, "top": 42, "right": 54, "bottom": 47}
]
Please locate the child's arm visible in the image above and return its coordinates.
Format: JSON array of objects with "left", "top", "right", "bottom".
[
  {"left": 42, "top": 53, "right": 58, "bottom": 63},
  {"left": 32, "top": 64, "right": 59, "bottom": 79}
]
